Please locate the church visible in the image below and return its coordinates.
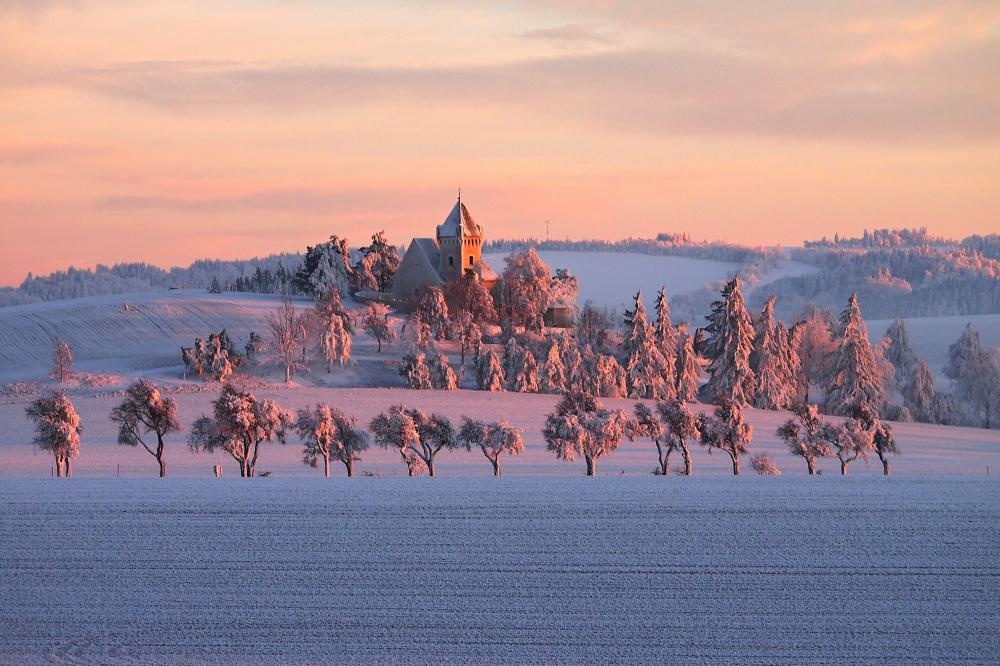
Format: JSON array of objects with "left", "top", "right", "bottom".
[{"left": 392, "top": 196, "right": 499, "bottom": 307}]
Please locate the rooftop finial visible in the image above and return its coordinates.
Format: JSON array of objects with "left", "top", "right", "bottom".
[{"left": 457, "top": 187, "right": 461, "bottom": 205}]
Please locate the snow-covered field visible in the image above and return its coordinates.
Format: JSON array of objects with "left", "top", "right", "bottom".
[
  {"left": 482, "top": 250, "right": 739, "bottom": 313},
  {"left": 1, "top": 477, "right": 996, "bottom": 664},
  {"left": 2, "top": 387, "right": 998, "bottom": 478}
]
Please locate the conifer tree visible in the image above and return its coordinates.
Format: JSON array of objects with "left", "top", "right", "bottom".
[
  {"left": 884, "top": 319, "right": 917, "bottom": 386},
  {"left": 702, "top": 277, "right": 756, "bottom": 406},
  {"left": 477, "top": 349, "right": 505, "bottom": 392},
  {"left": 904, "top": 359, "right": 936, "bottom": 423},
  {"left": 674, "top": 324, "right": 703, "bottom": 402},
  {"left": 823, "top": 294, "right": 886, "bottom": 416},
  {"left": 653, "top": 286, "right": 678, "bottom": 366},
  {"left": 595, "top": 354, "right": 627, "bottom": 398},
  {"left": 750, "top": 296, "right": 796, "bottom": 410},
  {"left": 540, "top": 340, "right": 567, "bottom": 394},
  {"left": 622, "top": 291, "right": 674, "bottom": 400},
  {"left": 430, "top": 353, "right": 458, "bottom": 390},
  {"left": 399, "top": 351, "right": 432, "bottom": 389}
]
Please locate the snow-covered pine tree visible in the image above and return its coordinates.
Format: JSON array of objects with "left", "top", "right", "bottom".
[
  {"left": 503, "top": 337, "right": 522, "bottom": 383},
  {"left": 508, "top": 347, "right": 540, "bottom": 393},
  {"left": 302, "top": 236, "right": 354, "bottom": 298},
  {"left": 904, "top": 359, "right": 936, "bottom": 423},
  {"left": 653, "top": 286, "right": 678, "bottom": 367},
  {"left": 674, "top": 324, "right": 703, "bottom": 402},
  {"left": 431, "top": 354, "right": 458, "bottom": 390},
  {"left": 560, "top": 337, "right": 583, "bottom": 391},
  {"left": 884, "top": 319, "right": 917, "bottom": 387},
  {"left": 477, "top": 348, "right": 505, "bottom": 392},
  {"left": 823, "top": 294, "right": 887, "bottom": 416},
  {"left": 702, "top": 277, "right": 755, "bottom": 406},
  {"left": 750, "top": 295, "right": 796, "bottom": 410},
  {"left": 399, "top": 351, "right": 432, "bottom": 389},
  {"left": 317, "top": 310, "right": 352, "bottom": 371},
  {"left": 622, "top": 291, "right": 674, "bottom": 400},
  {"left": 416, "top": 286, "right": 449, "bottom": 340},
  {"left": 540, "top": 340, "right": 567, "bottom": 394},
  {"left": 945, "top": 324, "right": 1000, "bottom": 429}
]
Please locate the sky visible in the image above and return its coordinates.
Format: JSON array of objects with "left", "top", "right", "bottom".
[{"left": 1, "top": 0, "right": 998, "bottom": 286}]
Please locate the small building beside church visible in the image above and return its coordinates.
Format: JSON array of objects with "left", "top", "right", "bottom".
[{"left": 393, "top": 197, "right": 499, "bottom": 308}]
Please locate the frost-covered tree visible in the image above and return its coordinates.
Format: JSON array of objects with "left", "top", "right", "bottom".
[
  {"left": 873, "top": 421, "right": 898, "bottom": 475},
  {"left": 362, "top": 302, "right": 396, "bottom": 353},
  {"left": 399, "top": 351, "right": 432, "bottom": 389},
  {"left": 750, "top": 296, "right": 797, "bottom": 410},
  {"left": 477, "top": 348, "right": 505, "bottom": 391},
  {"left": 293, "top": 403, "right": 369, "bottom": 477},
  {"left": 504, "top": 339, "right": 539, "bottom": 393},
  {"left": 653, "top": 286, "right": 678, "bottom": 364},
  {"left": 188, "top": 384, "right": 291, "bottom": 477},
  {"left": 697, "top": 399, "right": 752, "bottom": 475},
  {"left": 49, "top": 337, "right": 74, "bottom": 383},
  {"left": 451, "top": 311, "right": 482, "bottom": 368},
  {"left": 595, "top": 353, "right": 627, "bottom": 398},
  {"left": 702, "top": 277, "right": 756, "bottom": 406},
  {"left": 497, "top": 247, "right": 552, "bottom": 334},
  {"left": 543, "top": 391, "right": 631, "bottom": 476},
  {"left": 540, "top": 340, "right": 567, "bottom": 394},
  {"left": 576, "top": 302, "right": 613, "bottom": 351},
  {"left": 823, "top": 294, "right": 887, "bottom": 416},
  {"left": 884, "top": 319, "right": 917, "bottom": 386},
  {"left": 750, "top": 453, "right": 781, "bottom": 476},
  {"left": 430, "top": 353, "right": 458, "bottom": 390},
  {"left": 244, "top": 331, "right": 265, "bottom": 366},
  {"left": 353, "top": 231, "right": 401, "bottom": 292},
  {"left": 110, "top": 380, "right": 180, "bottom": 477},
  {"left": 458, "top": 418, "right": 524, "bottom": 476},
  {"left": 834, "top": 403, "right": 880, "bottom": 475},
  {"left": 945, "top": 324, "right": 1000, "bottom": 429},
  {"left": 370, "top": 406, "right": 459, "bottom": 477},
  {"left": 267, "top": 293, "right": 303, "bottom": 383},
  {"left": 182, "top": 331, "right": 236, "bottom": 381},
  {"left": 443, "top": 268, "right": 496, "bottom": 323},
  {"left": 793, "top": 311, "right": 836, "bottom": 403},
  {"left": 904, "top": 359, "right": 937, "bottom": 423},
  {"left": 317, "top": 309, "right": 352, "bottom": 371},
  {"left": 777, "top": 403, "right": 837, "bottom": 475},
  {"left": 622, "top": 291, "right": 675, "bottom": 400},
  {"left": 674, "top": 324, "right": 704, "bottom": 402},
  {"left": 416, "top": 286, "right": 449, "bottom": 340},
  {"left": 561, "top": 338, "right": 583, "bottom": 391},
  {"left": 656, "top": 399, "right": 700, "bottom": 475},
  {"left": 25, "top": 391, "right": 81, "bottom": 477},
  {"left": 295, "top": 235, "right": 354, "bottom": 298}
]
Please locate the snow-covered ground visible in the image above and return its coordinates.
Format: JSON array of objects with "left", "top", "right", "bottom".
[
  {"left": 1, "top": 387, "right": 997, "bottom": 478},
  {"left": 1, "top": 477, "right": 996, "bottom": 664},
  {"left": 482, "top": 250, "right": 739, "bottom": 313}
]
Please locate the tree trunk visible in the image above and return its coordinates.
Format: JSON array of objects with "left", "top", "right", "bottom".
[
  {"left": 345, "top": 459, "right": 355, "bottom": 478},
  {"left": 427, "top": 459, "right": 435, "bottom": 477},
  {"left": 324, "top": 455, "right": 331, "bottom": 478},
  {"left": 158, "top": 457, "right": 167, "bottom": 478},
  {"left": 377, "top": 338, "right": 382, "bottom": 353},
  {"left": 881, "top": 457, "right": 890, "bottom": 476},
  {"left": 730, "top": 453, "right": 739, "bottom": 476},
  {"left": 807, "top": 458, "right": 816, "bottom": 475},
  {"left": 55, "top": 455, "right": 63, "bottom": 477},
  {"left": 64, "top": 458, "right": 72, "bottom": 478},
  {"left": 681, "top": 446, "right": 693, "bottom": 476},
  {"left": 586, "top": 456, "right": 597, "bottom": 476},
  {"left": 285, "top": 365, "right": 291, "bottom": 383},
  {"left": 491, "top": 458, "right": 501, "bottom": 477},
  {"left": 840, "top": 461, "right": 848, "bottom": 476}
]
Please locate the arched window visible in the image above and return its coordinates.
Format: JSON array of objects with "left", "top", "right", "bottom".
[{"left": 468, "top": 256, "right": 474, "bottom": 266}]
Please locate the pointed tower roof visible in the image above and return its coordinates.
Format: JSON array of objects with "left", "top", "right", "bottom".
[{"left": 437, "top": 198, "right": 482, "bottom": 240}]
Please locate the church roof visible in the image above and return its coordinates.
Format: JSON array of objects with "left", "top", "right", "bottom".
[{"left": 437, "top": 200, "right": 482, "bottom": 240}]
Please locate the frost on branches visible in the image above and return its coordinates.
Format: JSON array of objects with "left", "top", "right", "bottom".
[
  {"left": 477, "top": 348, "right": 505, "bottom": 392},
  {"left": 697, "top": 399, "right": 753, "bottom": 475},
  {"left": 451, "top": 311, "right": 482, "bottom": 369},
  {"left": 653, "top": 286, "right": 678, "bottom": 367},
  {"left": 293, "top": 403, "right": 369, "bottom": 477},
  {"left": 182, "top": 330, "right": 238, "bottom": 381},
  {"left": 750, "top": 296, "right": 799, "bottom": 410},
  {"left": 594, "top": 353, "right": 627, "bottom": 398},
  {"left": 353, "top": 231, "right": 401, "bottom": 293},
  {"left": 543, "top": 391, "right": 631, "bottom": 476},
  {"left": 823, "top": 294, "right": 887, "bottom": 417},
  {"left": 504, "top": 338, "right": 539, "bottom": 393},
  {"left": 945, "top": 323, "right": 1000, "bottom": 429},
  {"left": 370, "top": 406, "right": 459, "bottom": 477},
  {"left": 458, "top": 417, "right": 524, "bottom": 476},
  {"left": 430, "top": 354, "right": 458, "bottom": 390},
  {"left": 266, "top": 294, "right": 304, "bottom": 383},
  {"left": 834, "top": 403, "right": 877, "bottom": 475},
  {"left": 188, "top": 384, "right": 291, "bottom": 477},
  {"left": 621, "top": 291, "right": 675, "bottom": 401},
  {"left": 399, "top": 351, "right": 432, "bottom": 390},
  {"left": 674, "top": 324, "right": 704, "bottom": 402},
  {"left": 362, "top": 302, "right": 396, "bottom": 353},
  {"left": 295, "top": 235, "right": 354, "bottom": 298},
  {"left": 443, "top": 269, "right": 496, "bottom": 324},
  {"left": 497, "top": 247, "right": 552, "bottom": 334},
  {"left": 777, "top": 403, "right": 837, "bottom": 475},
  {"left": 633, "top": 401, "right": 698, "bottom": 476},
  {"left": 109, "top": 379, "right": 180, "bottom": 477},
  {"left": 317, "top": 310, "right": 352, "bottom": 371},
  {"left": 750, "top": 453, "right": 781, "bottom": 476},
  {"left": 702, "top": 277, "right": 756, "bottom": 406},
  {"left": 540, "top": 339, "right": 567, "bottom": 394},
  {"left": 49, "top": 337, "right": 74, "bottom": 383},
  {"left": 884, "top": 319, "right": 917, "bottom": 387},
  {"left": 416, "top": 286, "right": 450, "bottom": 341},
  {"left": 25, "top": 391, "right": 81, "bottom": 477}
]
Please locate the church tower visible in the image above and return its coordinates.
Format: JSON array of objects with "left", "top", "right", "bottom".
[{"left": 436, "top": 193, "right": 483, "bottom": 282}]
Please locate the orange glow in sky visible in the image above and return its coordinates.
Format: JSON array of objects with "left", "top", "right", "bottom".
[{"left": 1, "top": 1, "right": 998, "bottom": 286}]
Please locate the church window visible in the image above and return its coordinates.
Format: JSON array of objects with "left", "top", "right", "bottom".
[{"left": 449, "top": 256, "right": 454, "bottom": 267}]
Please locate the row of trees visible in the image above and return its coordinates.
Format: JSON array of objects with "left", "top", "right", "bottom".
[{"left": 25, "top": 382, "right": 899, "bottom": 479}]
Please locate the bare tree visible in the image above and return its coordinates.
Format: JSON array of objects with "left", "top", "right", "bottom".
[
  {"left": 777, "top": 403, "right": 837, "bottom": 475},
  {"left": 697, "top": 399, "right": 752, "bottom": 475},
  {"left": 25, "top": 392, "right": 81, "bottom": 477},
  {"left": 189, "top": 384, "right": 291, "bottom": 477},
  {"left": 110, "top": 380, "right": 180, "bottom": 477},
  {"left": 267, "top": 293, "right": 303, "bottom": 383},
  {"left": 294, "top": 403, "right": 369, "bottom": 477},
  {"left": 458, "top": 418, "right": 524, "bottom": 476},
  {"left": 543, "top": 391, "right": 631, "bottom": 476},
  {"left": 370, "top": 406, "right": 459, "bottom": 477},
  {"left": 49, "top": 337, "right": 74, "bottom": 383}
]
